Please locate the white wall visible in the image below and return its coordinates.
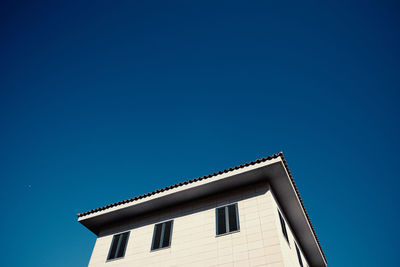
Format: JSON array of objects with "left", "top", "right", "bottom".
[{"left": 87, "top": 182, "right": 292, "bottom": 267}]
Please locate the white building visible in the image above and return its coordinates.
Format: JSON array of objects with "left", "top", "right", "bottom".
[{"left": 78, "top": 152, "right": 327, "bottom": 267}]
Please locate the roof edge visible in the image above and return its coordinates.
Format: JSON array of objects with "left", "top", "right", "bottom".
[
  {"left": 279, "top": 154, "right": 327, "bottom": 264},
  {"left": 77, "top": 152, "right": 282, "bottom": 218}
]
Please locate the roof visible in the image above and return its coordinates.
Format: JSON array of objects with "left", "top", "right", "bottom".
[
  {"left": 78, "top": 152, "right": 281, "bottom": 218},
  {"left": 77, "top": 152, "right": 326, "bottom": 264}
]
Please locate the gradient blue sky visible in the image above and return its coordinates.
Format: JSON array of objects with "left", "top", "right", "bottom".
[{"left": 1, "top": 1, "right": 399, "bottom": 266}]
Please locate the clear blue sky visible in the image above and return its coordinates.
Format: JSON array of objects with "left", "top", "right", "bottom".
[{"left": 1, "top": 1, "right": 399, "bottom": 266}]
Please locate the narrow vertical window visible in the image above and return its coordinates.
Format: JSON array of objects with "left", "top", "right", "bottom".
[
  {"left": 295, "top": 243, "right": 304, "bottom": 267},
  {"left": 216, "top": 203, "right": 240, "bottom": 235},
  {"left": 151, "top": 220, "right": 173, "bottom": 250},
  {"left": 117, "top": 232, "right": 129, "bottom": 258},
  {"left": 278, "top": 210, "right": 289, "bottom": 242},
  {"left": 217, "top": 207, "right": 227, "bottom": 235},
  {"left": 152, "top": 224, "right": 162, "bottom": 250},
  {"left": 107, "top": 231, "right": 130, "bottom": 260},
  {"left": 228, "top": 204, "right": 239, "bottom": 232}
]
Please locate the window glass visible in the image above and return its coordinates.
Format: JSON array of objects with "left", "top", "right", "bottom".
[
  {"left": 152, "top": 223, "right": 162, "bottom": 250},
  {"left": 278, "top": 210, "right": 289, "bottom": 242},
  {"left": 152, "top": 220, "right": 173, "bottom": 250},
  {"left": 296, "top": 243, "right": 304, "bottom": 267},
  {"left": 217, "top": 207, "right": 227, "bottom": 235},
  {"left": 162, "top": 221, "right": 172, "bottom": 248},
  {"left": 228, "top": 204, "right": 238, "bottom": 232},
  {"left": 216, "top": 203, "right": 239, "bottom": 235},
  {"left": 108, "top": 235, "right": 120, "bottom": 260},
  {"left": 117, "top": 232, "right": 129, "bottom": 258},
  {"left": 107, "top": 232, "right": 130, "bottom": 260}
]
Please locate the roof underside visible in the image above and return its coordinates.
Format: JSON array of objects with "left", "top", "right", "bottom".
[{"left": 77, "top": 152, "right": 327, "bottom": 266}]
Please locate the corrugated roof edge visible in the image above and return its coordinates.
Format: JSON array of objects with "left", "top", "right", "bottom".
[{"left": 77, "top": 152, "right": 326, "bottom": 263}]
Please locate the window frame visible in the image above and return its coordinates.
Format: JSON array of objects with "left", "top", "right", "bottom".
[
  {"left": 278, "top": 209, "right": 289, "bottom": 244},
  {"left": 150, "top": 220, "right": 174, "bottom": 251},
  {"left": 106, "top": 231, "right": 130, "bottom": 261},
  {"left": 295, "top": 242, "right": 304, "bottom": 267},
  {"left": 215, "top": 203, "right": 240, "bottom": 236}
]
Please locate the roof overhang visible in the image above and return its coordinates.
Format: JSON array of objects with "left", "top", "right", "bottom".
[{"left": 78, "top": 155, "right": 326, "bottom": 267}]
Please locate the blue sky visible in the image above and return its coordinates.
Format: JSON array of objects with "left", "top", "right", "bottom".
[{"left": 1, "top": 1, "right": 399, "bottom": 266}]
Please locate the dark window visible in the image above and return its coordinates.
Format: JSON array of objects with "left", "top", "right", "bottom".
[
  {"left": 107, "top": 232, "right": 130, "bottom": 260},
  {"left": 295, "top": 243, "right": 304, "bottom": 267},
  {"left": 151, "top": 220, "right": 173, "bottom": 250},
  {"left": 278, "top": 210, "right": 289, "bottom": 242},
  {"left": 216, "top": 203, "right": 240, "bottom": 235},
  {"left": 217, "top": 207, "right": 227, "bottom": 235}
]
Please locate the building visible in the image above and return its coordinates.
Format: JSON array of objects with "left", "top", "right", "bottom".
[{"left": 78, "top": 152, "right": 327, "bottom": 267}]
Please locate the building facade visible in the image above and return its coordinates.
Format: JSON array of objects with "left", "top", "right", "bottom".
[{"left": 78, "top": 153, "right": 327, "bottom": 267}]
